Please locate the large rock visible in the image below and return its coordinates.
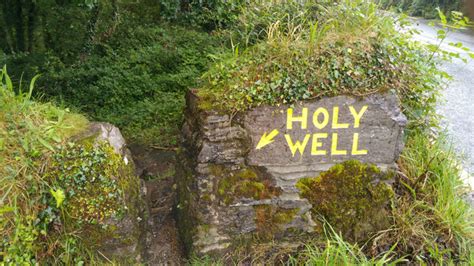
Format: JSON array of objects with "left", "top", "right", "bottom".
[
  {"left": 177, "top": 91, "right": 407, "bottom": 256},
  {"left": 73, "top": 122, "right": 134, "bottom": 165},
  {"left": 70, "top": 122, "right": 144, "bottom": 261}
]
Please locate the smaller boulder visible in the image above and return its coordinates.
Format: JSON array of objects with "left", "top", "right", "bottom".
[{"left": 60, "top": 122, "right": 144, "bottom": 261}]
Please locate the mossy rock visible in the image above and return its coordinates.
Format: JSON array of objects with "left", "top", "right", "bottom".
[
  {"left": 44, "top": 124, "right": 143, "bottom": 262},
  {"left": 213, "top": 166, "right": 281, "bottom": 205},
  {"left": 296, "top": 160, "right": 394, "bottom": 242}
]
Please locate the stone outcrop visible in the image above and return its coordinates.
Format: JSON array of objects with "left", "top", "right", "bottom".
[{"left": 177, "top": 90, "right": 407, "bottom": 255}]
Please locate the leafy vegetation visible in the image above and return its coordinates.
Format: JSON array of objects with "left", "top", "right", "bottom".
[
  {"left": 39, "top": 25, "right": 223, "bottom": 147},
  {"left": 46, "top": 142, "right": 127, "bottom": 225},
  {"left": 0, "top": 69, "right": 137, "bottom": 264},
  {"left": 197, "top": 0, "right": 423, "bottom": 114},
  {"left": 2, "top": 2, "right": 225, "bottom": 147},
  {"left": 384, "top": 132, "right": 473, "bottom": 263},
  {"left": 159, "top": 0, "right": 247, "bottom": 31}
]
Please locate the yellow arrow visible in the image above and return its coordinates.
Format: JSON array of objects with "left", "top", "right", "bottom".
[{"left": 256, "top": 129, "right": 279, "bottom": 150}]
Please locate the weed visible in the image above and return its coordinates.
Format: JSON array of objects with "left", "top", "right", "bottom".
[{"left": 288, "top": 221, "right": 407, "bottom": 265}]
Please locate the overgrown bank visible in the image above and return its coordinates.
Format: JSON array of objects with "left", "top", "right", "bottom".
[{"left": 0, "top": 69, "right": 141, "bottom": 264}]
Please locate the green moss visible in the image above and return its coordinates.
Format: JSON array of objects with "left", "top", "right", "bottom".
[
  {"left": 197, "top": 224, "right": 211, "bottom": 236},
  {"left": 254, "top": 206, "right": 299, "bottom": 240},
  {"left": 296, "top": 160, "right": 394, "bottom": 242},
  {"left": 213, "top": 166, "right": 281, "bottom": 205},
  {"left": 201, "top": 193, "right": 212, "bottom": 202},
  {"left": 46, "top": 142, "right": 130, "bottom": 225},
  {"left": 43, "top": 141, "right": 142, "bottom": 256},
  {"left": 196, "top": 90, "right": 217, "bottom": 111}
]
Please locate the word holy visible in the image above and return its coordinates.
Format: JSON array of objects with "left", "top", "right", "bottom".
[{"left": 284, "top": 105, "right": 368, "bottom": 157}]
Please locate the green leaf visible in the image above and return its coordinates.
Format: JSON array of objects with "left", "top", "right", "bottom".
[
  {"left": 437, "top": 7, "right": 447, "bottom": 26},
  {"left": 426, "top": 44, "right": 439, "bottom": 52},
  {"left": 38, "top": 137, "right": 55, "bottom": 151},
  {"left": 436, "top": 29, "right": 446, "bottom": 40},
  {"left": 50, "top": 188, "right": 66, "bottom": 208},
  {"left": 27, "top": 74, "right": 41, "bottom": 101},
  {"left": 0, "top": 206, "right": 14, "bottom": 215},
  {"left": 2, "top": 65, "right": 13, "bottom": 91}
]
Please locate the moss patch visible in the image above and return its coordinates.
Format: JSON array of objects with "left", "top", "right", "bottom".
[
  {"left": 296, "top": 160, "right": 394, "bottom": 242},
  {"left": 213, "top": 166, "right": 281, "bottom": 205},
  {"left": 47, "top": 142, "right": 128, "bottom": 224},
  {"left": 254, "top": 205, "right": 299, "bottom": 239},
  {"left": 44, "top": 141, "right": 141, "bottom": 254}
]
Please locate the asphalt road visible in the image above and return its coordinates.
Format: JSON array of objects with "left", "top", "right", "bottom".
[{"left": 410, "top": 19, "right": 474, "bottom": 188}]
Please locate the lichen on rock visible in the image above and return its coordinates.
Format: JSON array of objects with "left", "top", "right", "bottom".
[{"left": 296, "top": 160, "right": 394, "bottom": 242}]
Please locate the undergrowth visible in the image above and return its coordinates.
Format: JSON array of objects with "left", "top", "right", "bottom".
[
  {"left": 197, "top": 0, "right": 440, "bottom": 117},
  {"left": 0, "top": 67, "right": 136, "bottom": 264},
  {"left": 3, "top": 24, "right": 224, "bottom": 148},
  {"left": 0, "top": 67, "right": 87, "bottom": 263},
  {"left": 384, "top": 133, "right": 473, "bottom": 263},
  {"left": 288, "top": 222, "right": 407, "bottom": 265}
]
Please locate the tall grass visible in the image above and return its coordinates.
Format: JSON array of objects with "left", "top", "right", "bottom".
[
  {"left": 200, "top": 0, "right": 414, "bottom": 112},
  {"left": 388, "top": 132, "right": 474, "bottom": 263},
  {"left": 287, "top": 221, "right": 406, "bottom": 265}
]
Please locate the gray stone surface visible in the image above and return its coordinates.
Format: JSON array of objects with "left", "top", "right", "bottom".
[
  {"left": 177, "top": 91, "right": 407, "bottom": 256},
  {"left": 245, "top": 93, "right": 406, "bottom": 166},
  {"left": 73, "top": 122, "right": 133, "bottom": 166}
]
